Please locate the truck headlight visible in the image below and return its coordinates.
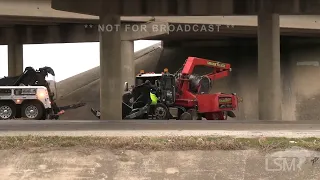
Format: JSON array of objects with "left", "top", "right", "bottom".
[{"left": 37, "top": 88, "right": 48, "bottom": 99}]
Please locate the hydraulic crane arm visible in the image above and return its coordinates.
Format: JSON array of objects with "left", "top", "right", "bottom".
[{"left": 181, "top": 57, "right": 231, "bottom": 81}]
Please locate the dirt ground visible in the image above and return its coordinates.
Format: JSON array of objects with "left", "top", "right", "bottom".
[
  {"left": 0, "top": 149, "right": 274, "bottom": 180},
  {"left": 0, "top": 136, "right": 319, "bottom": 179}
]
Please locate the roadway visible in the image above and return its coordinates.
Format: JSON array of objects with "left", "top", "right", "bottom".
[
  {"left": 2, "top": 120, "right": 320, "bottom": 131},
  {"left": 0, "top": 120, "right": 320, "bottom": 138}
]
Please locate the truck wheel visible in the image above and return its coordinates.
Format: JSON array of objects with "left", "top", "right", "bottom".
[
  {"left": 216, "top": 111, "right": 228, "bottom": 120},
  {"left": 0, "top": 102, "right": 16, "bottom": 120},
  {"left": 179, "top": 112, "right": 192, "bottom": 120},
  {"left": 187, "top": 109, "right": 201, "bottom": 120},
  {"left": 154, "top": 103, "right": 169, "bottom": 120},
  {"left": 21, "top": 101, "right": 44, "bottom": 120}
]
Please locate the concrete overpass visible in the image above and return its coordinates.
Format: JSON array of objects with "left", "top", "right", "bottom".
[{"left": 2, "top": 0, "right": 320, "bottom": 120}]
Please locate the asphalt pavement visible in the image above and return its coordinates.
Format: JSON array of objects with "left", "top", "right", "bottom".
[{"left": 0, "top": 119, "right": 320, "bottom": 131}]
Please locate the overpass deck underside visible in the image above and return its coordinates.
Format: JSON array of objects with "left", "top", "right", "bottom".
[
  {"left": 1, "top": 0, "right": 320, "bottom": 44},
  {"left": 0, "top": 23, "right": 319, "bottom": 45},
  {"left": 4, "top": 0, "right": 320, "bottom": 19}
]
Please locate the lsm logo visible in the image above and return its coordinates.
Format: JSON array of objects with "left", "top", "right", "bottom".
[{"left": 265, "top": 146, "right": 320, "bottom": 172}]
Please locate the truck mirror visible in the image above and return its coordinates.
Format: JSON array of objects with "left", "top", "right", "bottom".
[{"left": 124, "top": 82, "right": 129, "bottom": 92}]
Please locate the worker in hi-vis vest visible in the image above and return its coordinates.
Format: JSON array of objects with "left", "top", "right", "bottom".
[{"left": 150, "top": 91, "right": 158, "bottom": 105}]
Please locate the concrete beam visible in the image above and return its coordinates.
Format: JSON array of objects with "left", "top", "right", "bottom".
[
  {"left": 2, "top": 17, "right": 320, "bottom": 45},
  {"left": 51, "top": 0, "right": 320, "bottom": 15},
  {"left": 205, "top": 0, "right": 234, "bottom": 14},
  {"left": 0, "top": 21, "right": 169, "bottom": 44},
  {"left": 51, "top": 0, "right": 125, "bottom": 16},
  {"left": 0, "top": 0, "right": 318, "bottom": 22},
  {"left": 257, "top": 12, "right": 282, "bottom": 120},
  {"left": 99, "top": 15, "right": 122, "bottom": 120},
  {"left": 190, "top": 0, "right": 209, "bottom": 15},
  {"left": 51, "top": 0, "right": 102, "bottom": 16}
]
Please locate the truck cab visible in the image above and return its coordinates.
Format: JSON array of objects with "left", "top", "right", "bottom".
[
  {"left": 135, "top": 70, "right": 176, "bottom": 106},
  {"left": 122, "top": 69, "right": 176, "bottom": 119},
  {"left": 135, "top": 73, "right": 162, "bottom": 86}
]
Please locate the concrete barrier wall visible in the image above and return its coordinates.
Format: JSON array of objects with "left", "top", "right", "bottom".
[{"left": 289, "top": 45, "right": 320, "bottom": 120}]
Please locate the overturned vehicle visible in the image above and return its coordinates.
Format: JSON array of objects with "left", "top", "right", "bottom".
[{"left": 0, "top": 67, "right": 85, "bottom": 120}]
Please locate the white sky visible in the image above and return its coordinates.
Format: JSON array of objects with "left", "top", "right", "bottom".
[{"left": 0, "top": 40, "right": 160, "bottom": 82}]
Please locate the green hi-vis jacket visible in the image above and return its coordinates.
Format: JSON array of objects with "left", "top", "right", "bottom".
[{"left": 150, "top": 92, "right": 158, "bottom": 105}]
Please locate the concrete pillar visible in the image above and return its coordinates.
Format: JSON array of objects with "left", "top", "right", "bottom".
[
  {"left": 7, "top": 27, "right": 23, "bottom": 77},
  {"left": 257, "top": 13, "right": 282, "bottom": 120},
  {"left": 99, "top": 15, "right": 122, "bottom": 120},
  {"left": 8, "top": 44, "right": 23, "bottom": 77},
  {"left": 121, "top": 40, "right": 135, "bottom": 87}
]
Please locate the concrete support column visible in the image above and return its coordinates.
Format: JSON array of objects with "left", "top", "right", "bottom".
[
  {"left": 121, "top": 40, "right": 135, "bottom": 87},
  {"left": 7, "top": 27, "right": 23, "bottom": 77},
  {"left": 99, "top": 15, "right": 122, "bottom": 120},
  {"left": 258, "top": 13, "right": 282, "bottom": 120}
]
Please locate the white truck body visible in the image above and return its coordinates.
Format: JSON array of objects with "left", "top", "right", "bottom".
[
  {"left": 0, "top": 86, "right": 53, "bottom": 120},
  {"left": 0, "top": 86, "right": 51, "bottom": 109}
]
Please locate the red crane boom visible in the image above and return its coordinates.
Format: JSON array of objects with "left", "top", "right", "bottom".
[
  {"left": 175, "top": 57, "right": 238, "bottom": 120},
  {"left": 181, "top": 56, "right": 231, "bottom": 80}
]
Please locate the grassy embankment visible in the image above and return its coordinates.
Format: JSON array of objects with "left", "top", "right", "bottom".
[{"left": 0, "top": 136, "right": 319, "bottom": 152}]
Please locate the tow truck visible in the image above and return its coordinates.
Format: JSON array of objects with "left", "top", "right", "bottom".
[{"left": 0, "top": 66, "right": 85, "bottom": 120}]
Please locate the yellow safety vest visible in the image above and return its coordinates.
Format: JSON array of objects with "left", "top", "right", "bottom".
[{"left": 150, "top": 92, "right": 157, "bottom": 105}]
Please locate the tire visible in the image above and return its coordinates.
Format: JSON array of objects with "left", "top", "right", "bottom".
[
  {"left": 179, "top": 112, "right": 192, "bottom": 120},
  {"left": 0, "top": 102, "right": 16, "bottom": 120},
  {"left": 154, "top": 103, "right": 169, "bottom": 120},
  {"left": 227, "top": 111, "right": 236, "bottom": 118},
  {"left": 21, "top": 101, "right": 44, "bottom": 120},
  {"left": 187, "top": 109, "right": 201, "bottom": 120}
]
